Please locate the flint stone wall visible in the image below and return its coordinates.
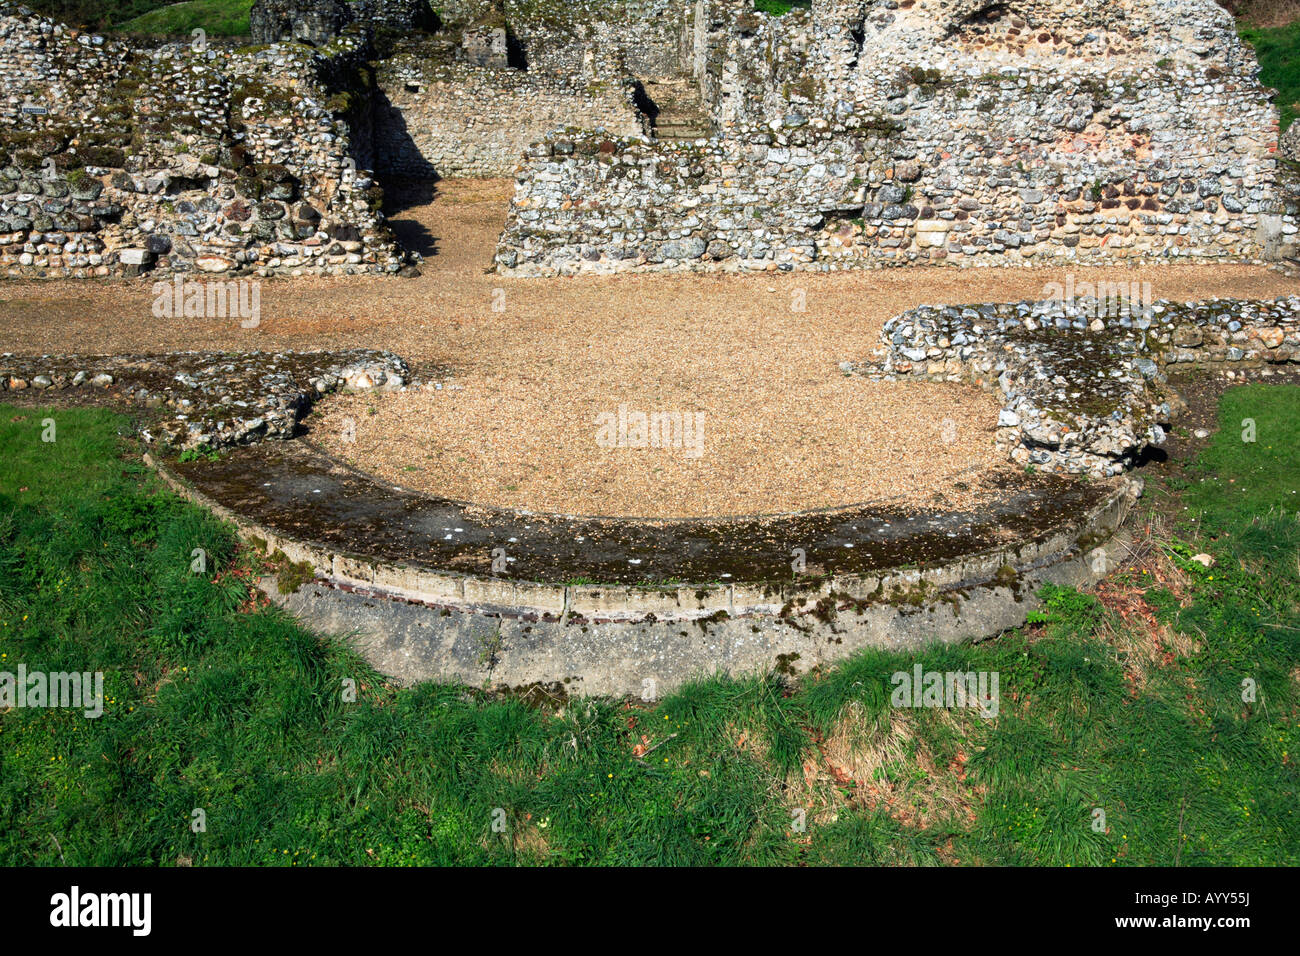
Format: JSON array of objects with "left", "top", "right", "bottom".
[
  {"left": 366, "top": 0, "right": 438, "bottom": 31},
  {"left": 859, "top": 296, "right": 1300, "bottom": 477},
  {"left": 374, "top": 53, "right": 645, "bottom": 179},
  {"left": 0, "top": 3, "right": 407, "bottom": 278},
  {"left": 250, "top": 0, "right": 355, "bottom": 46},
  {"left": 250, "top": 0, "right": 435, "bottom": 45},
  {"left": 0, "top": 349, "right": 407, "bottom": 450},
  {"left": 496, "top": 0, "right": 1297, "bottom": 275},
  {"left": 502, "top": 0, "right": 693, "bottom": 79},
  {"left": 1282, "top": 123, "right": 1300, "bottom": 163}
]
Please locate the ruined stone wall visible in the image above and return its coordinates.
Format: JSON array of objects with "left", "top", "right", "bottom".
[
  {"left": 494, "top": 125, "right": 867, "bottom": 273},
  {"left": 374, "top": 49, "right": 645, "bottom": 178},
  {"left": 425, "top": 0, "right": 498, "bottom": 29},
  {"left": 504, "top": 0, "right": 693, "bottom": 79},
  {"left": 688, "top": 0, "right": 751, "bottom": 117},
  {"left": 250, "top": 0, "right": 435, "bottom": 44},
  {"left": 860, "top": 295, "right": 1300, "bottom": 476},
  {"left": 0, "top": 3, "right": 407, "bottom": 278},
  {"left": 366, "top": 0, "right": 437, "bottom": 31},
  {"left": 244, "top": 0, "right": 699, "bottom": 182},
  {"left": 496, "top": 0, "right": 1297, "bottom": 274},
  {"left": 0, "top": 8, "right": 130, "bottom": 125}
]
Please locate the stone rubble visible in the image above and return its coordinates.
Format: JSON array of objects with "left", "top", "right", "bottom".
[
  {"left": 1281, "top": 123, "right": 1300, "bottom": 164},
  {"left": 0, "top": 348, "right": 408, "bottom": 450},
  {"left": 854, "top": 295, "right": 1300, "bottom": 476}
]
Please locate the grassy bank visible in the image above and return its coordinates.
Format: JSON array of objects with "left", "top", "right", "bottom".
[
  {"left": 0, "top": 389, "right": 1296, "bottom": 866},
  {"left": 19, "top": 0, "right": 252, "bottom": 36},
  {"left": 1240, "top": 18, "right": 1300, "bottom": 131},
  {"left": 117, "top": 0, "right": 253, "bottom": 37},
  {"left": 754, "top": 0, "right": 811, "bottom": 15}
]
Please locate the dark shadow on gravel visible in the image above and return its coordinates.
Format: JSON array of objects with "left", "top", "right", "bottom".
[{"left": 382, "top": 176, "right": 441, "bottom": 259}]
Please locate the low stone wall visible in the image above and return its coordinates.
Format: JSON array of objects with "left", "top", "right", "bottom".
[
  {"left": 374, "top": 55, "right": 644, "bottom": 179},
  {"left": 0, "top": 349, "right": 406, "bottom": 449},
  {"left": 857, "top": 295, "right": 1300, "bottom": 476},
  {"left": 265, "top": 522, "right": 1127, "bottom": 696},
  {"left": 145, "top": 444, "right": 1140, "bottom": 695}
]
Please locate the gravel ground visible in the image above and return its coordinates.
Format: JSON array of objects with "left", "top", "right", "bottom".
[{"left": 5, "top": 178, "right": 1300, "bottom": 518}]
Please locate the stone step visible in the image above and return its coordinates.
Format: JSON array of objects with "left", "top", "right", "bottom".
[
  {"left": 653, "top": 108, "right": 711, "bottom": 132},
  {"left": 655, "top": 102, "right": 707, "bottom": 114},
  {"left": 643, "top": 75, "right": 713, "bottom": 141}
]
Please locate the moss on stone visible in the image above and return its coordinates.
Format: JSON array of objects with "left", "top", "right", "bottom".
[{"left": 270, "top": 549, "right": 317, "bottom": 595}]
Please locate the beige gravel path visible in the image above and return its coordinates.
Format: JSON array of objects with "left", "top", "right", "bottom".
[{"left": 4, "top": 177, "right": 1300, "bottom": 517}]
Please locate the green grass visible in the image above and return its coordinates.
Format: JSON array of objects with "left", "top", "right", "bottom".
[
  {"left": 20, "top": 0, "right": 251, "bottom": 35},
  {"left": 753, "top": 0, "right": 811, "bottom": 16},
  {"left": 0, "top": 392, "right": 1296, "bottom": 866},
  {"left": 23, "top": 1, "right": 176, "bottom": 31},
  {"left": 1240, "top": 19, "right": 1300, "bottom": 131},
  {"left": 1180, "top": 383, "right": 1300, "bottom": 530},
  {"left": 117, "top": 0, "right": 253, "bottom": 36}
]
